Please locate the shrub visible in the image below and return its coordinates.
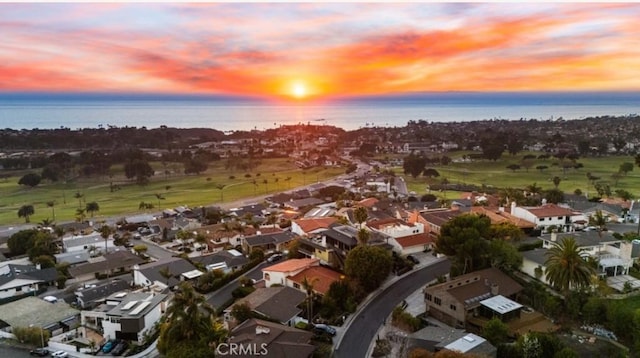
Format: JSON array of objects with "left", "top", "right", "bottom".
[
  {"left": 13, "top": 326, "right": 50, "bottom": 347},
  {"left": 391, "top": 306, "right": 421, "bottom": 333}
]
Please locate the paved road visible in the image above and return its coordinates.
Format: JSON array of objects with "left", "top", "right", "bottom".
[
  {"left": 0, "top": 345, "right": 32, "bottom": 358},
  {"left": 206, "top": 261, "right": 275, "bottom": 309},
  {"left": 334, "top": 259, "right": 451, "bottom": 358}
]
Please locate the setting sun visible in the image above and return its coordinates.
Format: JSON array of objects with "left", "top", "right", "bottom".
[{"left": 291, "top": 82, "right": 307, "bottom": 99}]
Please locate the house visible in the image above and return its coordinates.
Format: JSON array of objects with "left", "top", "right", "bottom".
[
  {"left": 286, "top": 266, "right": 343, "bottom": 296},
  {"left": 263, "top": 258, "right": 320, "bottom": 288},
  {"left": 62, "top": 232, "right": 116, "bottom": 254},
  {"left": 470, "top": 206, "right": 536, "bottom": 233},
  {"left": 226, "top": 318, "right": 315, "bottom": 358},
  {"left": 133, "top": 257, "right": 200, "bottom": 290},
  {"left": 284, "top": 198, "right": 325, "bottom": 211},
  {"left": 409, "top": 208, "right": 465, "bottom": 240},
  {"left": 68, "top": 250, "right": 145, "bottom": 282},
  {"left": 303, "top": 206, "right": 336, "bottom": 218},
  {"left": 190, "top": 249, "right": 248, "bottom": 273},
  {"left": 291, "top": 217, "right": 338, "bottom": 236},
  {"left": 0, "top": 264, "right": 57, "bottom": 300},
  {"left": 125, "top": 214, "right": 155, "bottom": 225},
  {"left": 424, "top": 268, "right": 523, "bottom": 328},
  {"left": 74, "top": 279, "right": 130, "bottom": 309},
  {"left": 510, "top": 202, "right": 575, "bottom": 232},
  {"left": 0, "top": 296, "right": 80, "bottom": 337},
  {"left": 54, "top": 251, "right": 91, "bottom": 266},
  {"left": 224, "top": 287, "right": 306, "bottom": 326},
  {"left": 522, "top": 232, "right": 637, "bottom": 289},
  {"left": 81, "top": 292, "right": 167, "bottom": 343},
  {"left": 409, "top": 326, "right": 497, "bottom": 358},
  {"left": 366, "top": 218, "right": 432, "bottom": 255},
  {"left": 243, "top": 231, "right": 297, "bottom": 254}
]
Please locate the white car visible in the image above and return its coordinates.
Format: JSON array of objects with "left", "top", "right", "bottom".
[{"left": 51, "top": 351, "right": 69, "bottom": 357}]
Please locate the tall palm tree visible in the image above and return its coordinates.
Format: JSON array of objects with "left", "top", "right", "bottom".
[
  {"left": 589, "top": 210, "right": 607, "bottom": 237},
  {"left": 214, "top": 184, "right": 226, "bottom": 202},
  {"left": 354, "top": 206, "right": 368, "bottom": 229},
  {"left": 301, "top": 276, "right": 319, "bottom": 324},
  {"left": 18, "top": 205, "right": 34, "bottom": 223},
  {"left": 46, "top": 201, "right": 56, "bottom": 221},
  {"left": 74, "top": 191, "right": 84, "bottom": 208},
  {"left": 357, "top": 228, "right": 370, "bottom": 246},
  {"left": 86, "top": 201, "right": 100, "bottom": 218},
  {"left": 544, "top": 236, "right": 595, "bottom": 295},
  {"left": 75, "top": 208, "right": 86, "bottom": 223},
  {"left": 99, "top": 225, "right": 113, "bottom": 254}
]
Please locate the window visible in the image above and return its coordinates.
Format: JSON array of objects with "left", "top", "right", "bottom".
[
  {"left": 426, "top": 293, "right": 432, "bottom": 301},
  {"left": 450, "top": 304, "right": 457, "bottom": 311},
  {"left": 293, "top": 283, "right": 300, "bottom": 289},
  {"left": 434, "top": 297, "right": 442, "bottom": 306},
  {"left": 558, "top": 216, "right": 563, "bottom": 220}
]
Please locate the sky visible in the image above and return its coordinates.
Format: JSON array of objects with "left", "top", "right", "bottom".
[{"left": 1, "top": 3, "right": 640, "bottom": 100}]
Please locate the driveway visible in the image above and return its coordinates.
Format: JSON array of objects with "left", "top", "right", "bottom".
[{"left": 206, "top": 261, "right": 276, "bottom": 309}]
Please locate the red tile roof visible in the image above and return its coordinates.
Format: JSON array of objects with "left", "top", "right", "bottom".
[
  {"left": 288, "top": 266, "right": 343, "bottom": 295},
  {"left": 394, "top": 233, "right": 433, "bottom": 248},
  {"left": 367, "top": 218, "right": 413, "bottom": 230},
  {"left": 293, "top": 217, "right": 338, "bottom": 234},
  {"left": 357, "top": 197, "right": 379, "bottom": 208},
  {"left": 525, "top": 204, "right": 574, "bottom": 218},
  {"left": 262, "top": 258, "right": 319, "bottom": 273},
  {"left": 471, "top": 207, "right": 536, "bottom": 229}
]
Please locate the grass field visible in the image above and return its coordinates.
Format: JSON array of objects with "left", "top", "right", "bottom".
[
  {"left": 386, "top": 152, "right": 640, "bottom": 199},
  {"left": 0, "top": 158, "right": 344, "bottom": 226}
]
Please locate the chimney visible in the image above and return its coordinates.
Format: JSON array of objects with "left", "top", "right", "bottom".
[
  {"left": 321, "top": 235, "right": 326, "bottom": 247},
  {"left": 490, "top": 283, "right": 499, "bottom": 296},
  {"left": 255, "top": 326, "right": 271, "bottom": 335}
]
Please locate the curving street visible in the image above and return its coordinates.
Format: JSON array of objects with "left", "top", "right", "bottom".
[{"left": 334, "top": 258, "right": 451, "bottom": 358}]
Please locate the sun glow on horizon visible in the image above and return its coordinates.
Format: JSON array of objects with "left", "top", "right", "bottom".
[{"left": 291, "top": 81, "right": 307, "bottom": 99}]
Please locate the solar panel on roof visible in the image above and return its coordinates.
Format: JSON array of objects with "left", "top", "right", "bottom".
[
  {"left": 121, "top": 301, "right": 138, "bottom": 310},
  {"left": 129, "top": 301, "right": 152, "bottom": 315}
]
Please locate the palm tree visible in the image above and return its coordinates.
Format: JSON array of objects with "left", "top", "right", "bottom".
[
  {"left": 357, "top": 228, "right": 370, "bottom": 245},
  {"left": 354, "top": 206, "right": 368, "bottom": 229},
  {"left": 39, "top": 218, "right": 54, "bottom": 228},
  {"left": 544, "top": 236, "right": 595, "bottom": 295},
  {"left": 301, "top": 276, "right": 319, "bottom": 324},
  {"left": 99, "top": 225, "right": 113, "bottom": 255},
  {"left": 262, "top": 179, "right": 269, "bottom": 194},
  {"left": 85, "top": 201, "right": 100, "bottom": 218},
  {"left": 155, "top": 193, "right": 165, "bottom": 208},
  {"left": 75, "top": 208, "right": 86, "bottom": 223},
  {"left": 552, "top": 176, "right": 561, "bottom": 189},
  {"left": 46, "top": 201, "right": 56, "bottom": 221},
  {"left": 18, "top": 205, "right": 34, "bottom": 223},
  {"left": 589, "top": 210, "right": 607, "bottom": 237},
  {"left": 214, "top": 184, "right": 226, "bottom": 202},
  {"left": 74, "top": 191, "right": 84, "bottom": 208}
]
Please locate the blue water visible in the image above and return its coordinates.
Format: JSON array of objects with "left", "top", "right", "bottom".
[{"left": 0, "top": 92, "right": 638, "bottom": 131}]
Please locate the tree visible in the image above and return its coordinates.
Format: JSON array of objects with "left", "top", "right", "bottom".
[
  {"left": 357, "top": 228, "right": 370, "bottom": 245},
  {"left": 506, "top": 164, "right": 521, "bottom": 172},
  {"left": 536, "top": 165, "right": 548, "bottom": 172},
  {"left": 74, "top": 191, "right": 84, "bottom": 208},
  {"left": 544, "top": 237, "right": 595, "bottom": 295},
  {"left": 490, "top": 222, "right": 524, "bottom": 242},
  {"left": 18, "top": 205, "right": 34, "bottom": 223},
  {"left": 133, "top": 244, "right": 148, "bottom": 255},
  {"left": 552, "top": 176, "right": 561, "bottom": 189},
  {"left": 619, "top": 162, "right": 634, "bottom": 175},
  {"left": 85, "top": 201, "right": 100, "bottom": 218},
  {"left": 46, "top": 201, "right": 56, "bottom": 221},
  {"left": 345, "top": 245, "right": 393, "bottom": 292},
  {"left": 301, "top": 276, "right": 320, "bottom": 324},
  {"left": 436, "top": 214, "right": 491, "bottom": 274},
  {"left": 588, "top": 210, "right": 607, "bottom": 237},
  {"left": 98, "top": 225, "right": 113, "bottom": 254},
  {"left": 157, "top": 282, "right": 227, "bottom": 358},
  {"left": 544, "top": 188, "right": 564, "bottom": 204},
  {"left": 422, "top": 168, "right": 440, "bottom": 178},
  {"left": 230, "top": 302, "right": 253, "bottom": 324},
  {"left": 482, "top": 317, "right": 509, "bottom": 345},
  {"left": 155, "top": 193, "right": 166, "bottom": 208},
  {"left": 403, "top": 153, "right": 427, "bottom": 178},
  {"left": 124, "top": 159, "right": 154, "bottom": 185},
  {"left": 214, "top": 183, "right": 226, "bottom": 202},
  {"left": 354, "top": 206, "right": 368, "bottom": 229},
  {"left": 159, "top": 266, "right": 174, "bottom": 287},
  {"left": 18, "top": 173, "right": 42, "bottom": 188},
  {"left": 489, "top": 239, "right": 523, "bottom": 272}
]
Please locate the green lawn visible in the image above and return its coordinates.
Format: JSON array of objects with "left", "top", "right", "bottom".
[
  {"left": 0, "top": 158, "right": 344, "bottom": 226},
  {"left": 389, "top": 152, "right": 640, "bottom": 198}
]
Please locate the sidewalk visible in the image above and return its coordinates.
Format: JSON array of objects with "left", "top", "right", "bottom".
[{"left": 333, "top": 252, "right": 443, "bottom": 353}]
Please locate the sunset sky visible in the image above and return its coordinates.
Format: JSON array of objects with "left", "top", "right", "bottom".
[{"left": 2, "top": 3, "right": 640, "bottom": 100}]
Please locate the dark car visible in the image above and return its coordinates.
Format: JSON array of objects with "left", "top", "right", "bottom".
[
  {"left": 406, "top": 255, "right": 419, "bottom": 264},
  {"left": 313, "top": 324, "right": 336, "bottom": 336},
  {"left": 29, "top": 348, "right": 49, "bottom": 357},
  {"left": 111, "top": 341, "right": 128, "bottom": 356},
  {"left": 267, "top": 253, "right": 283, "bottom": 263}
]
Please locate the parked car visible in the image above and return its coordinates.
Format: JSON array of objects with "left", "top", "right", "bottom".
[
  {"left": 267, "top": 253, "right": 283, "bottom": 263},
  {"left": 111, "top": 341, "right": 128, "bottom": 356},
  {"left": 51, "top": 351, "right": 68, "bottom": 358},
  {"left": 313, "top": 324, "right": 336, "bottom": 336},
  {"left": 29, "top": 348, "right": 49, "bottom": 356},
  {"left": 407, "top": 255, "right": 419, "bottom": 264},
  {"left": 102, "top": 340, "right": 116, "bottom": 353}
]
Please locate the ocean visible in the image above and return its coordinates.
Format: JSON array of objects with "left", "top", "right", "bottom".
[{"left": 0, "top": 92, "right": 639, "bottom": 132}]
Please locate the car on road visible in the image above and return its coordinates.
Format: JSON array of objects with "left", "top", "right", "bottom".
[
  {"left": 29, "top": 348, "right": 49, "bottom": 356},
  {"left": 267, "top": 253, "right": 283, "bottom": 263},
  {"left": 51, "top": 351, "right": 68, "bottom": 358},
  {"left": 111, "top": 341, "right": 128, "bottom": 356},
  {"left": 313, "top": 324, "right": 336, "bottom": 336},
  {"left": 102, "top": 340, "right": 116, "bottom": 353}
]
